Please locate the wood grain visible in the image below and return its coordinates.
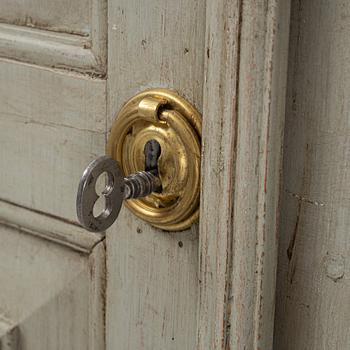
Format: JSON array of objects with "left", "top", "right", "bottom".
[
  {"left": 274, "top": 1, "right": 350, "bottom": 349},
  {"left": 197, "top": 1, "right": 241, "bottom": 348},
  {"left": 106, "top": 1, "right": 206, "bottom": 349},
  {"left": 198, "top": 0, "right": 291, "bottom": 349}
]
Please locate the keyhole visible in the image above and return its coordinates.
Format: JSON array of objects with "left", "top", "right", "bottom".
[
  {"left": 93, "top": 171, "right": 113, "bottom": 217},
  {"left": 144, "top": 139, "right": 161, "bottom": 175},
  {"left": 144, "top": 139, "right": 162, "bottom": 193}
]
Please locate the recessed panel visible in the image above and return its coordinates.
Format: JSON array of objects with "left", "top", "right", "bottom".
[
  {"left": 0, "top": 0, "right": 90, "bottom": 35},
  {"left": 0, "top": 60, "right": 106, "bottom": 221}
]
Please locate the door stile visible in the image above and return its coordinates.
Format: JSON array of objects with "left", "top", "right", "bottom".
[{"left": 198, "top": 1, "right": 291, "bottom": 349}]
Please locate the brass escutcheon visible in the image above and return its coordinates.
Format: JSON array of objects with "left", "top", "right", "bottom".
[{"left": 107, "top": 89, "right": 201, "bottom": 231}]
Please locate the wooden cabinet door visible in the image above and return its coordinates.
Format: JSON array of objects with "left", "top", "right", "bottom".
[
  {"left": 105, "top": 1, "right": 291, "bottom": 349},
  {"left": 0, "top": 1, "right": 291, "bottom": 349}
]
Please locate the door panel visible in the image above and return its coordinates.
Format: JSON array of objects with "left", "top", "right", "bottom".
[{"left": 0, "top": 60, "right": 105, "bottom": 221}]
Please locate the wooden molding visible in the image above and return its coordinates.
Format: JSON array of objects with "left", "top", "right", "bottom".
[
  {"left": 0, "top": 199, "right": 103, "bottom": 254},
  {"left": 0, "top": 0, "right": 106, "bottom": 75},
  {"left": 198, "top": 0, "right": 291, "bottom": 348}
]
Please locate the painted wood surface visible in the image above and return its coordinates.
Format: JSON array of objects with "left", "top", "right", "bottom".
[
  {"left": 0, "top": 315, "right": 18, "bottom": 350},
  {"left": 0, "top": 225, "right": 105, "bottom": 349},
  {"left": 198, "top": 0, "right": 291, "bottom": 349},
  {"left": 274, "top": 1, "right": 350, "bottom": 349},
  {"left": 106, "top": 1, "right": 206, "bottom": 349},
  {"left": 0, "top": 0, "right": 90, "bottom": 35},
  {"left": 0, "top": 199, "right": 103, "bottom": 254},
  {"left": 0, "top": 0, "right": 107, "bottom": 74},
  {"left": 0, "top": 0, "right": 308, "bottom": 348},
  {"left": 0, "top": 24, "right": 100, "bottom": 74},
  {"left": 0, "top": 59, "right": 106, "bottom": 222},
  {"left": 0, "top": 2, "right": 108, "bottom": 348}
]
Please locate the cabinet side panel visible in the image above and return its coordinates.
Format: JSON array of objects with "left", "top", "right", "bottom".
[{"left": 274, "top": 1, "right": 350, "bottom": 349}]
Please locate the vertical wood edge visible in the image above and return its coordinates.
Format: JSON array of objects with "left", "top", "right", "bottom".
[
  {"left": 198, "top": 0, "right": 241, "bottom": 348},
  {"left": 89, "top": 240, "right": 106, "bottom": 350},
  {"left": 91, "top": 0, "right": 108, "bottom": 73},
  {"left": 198, "top": 0, "right": 291, "bottom": 349},
  {"left": 249, "top": 1, "right": 292, "bottom": 348}
]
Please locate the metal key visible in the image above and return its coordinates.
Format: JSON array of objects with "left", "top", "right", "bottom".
[{"left": 76, "top": 156, "right": 162, "bottom": 232}]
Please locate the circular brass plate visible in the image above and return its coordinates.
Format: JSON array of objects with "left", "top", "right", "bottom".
[{"left": 107, "top": 89, "right": 201, "bottom": 231}]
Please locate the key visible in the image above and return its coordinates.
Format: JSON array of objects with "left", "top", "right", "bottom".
[{"left": 76, "top": 156, "right": 161, "bottom": 232}]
